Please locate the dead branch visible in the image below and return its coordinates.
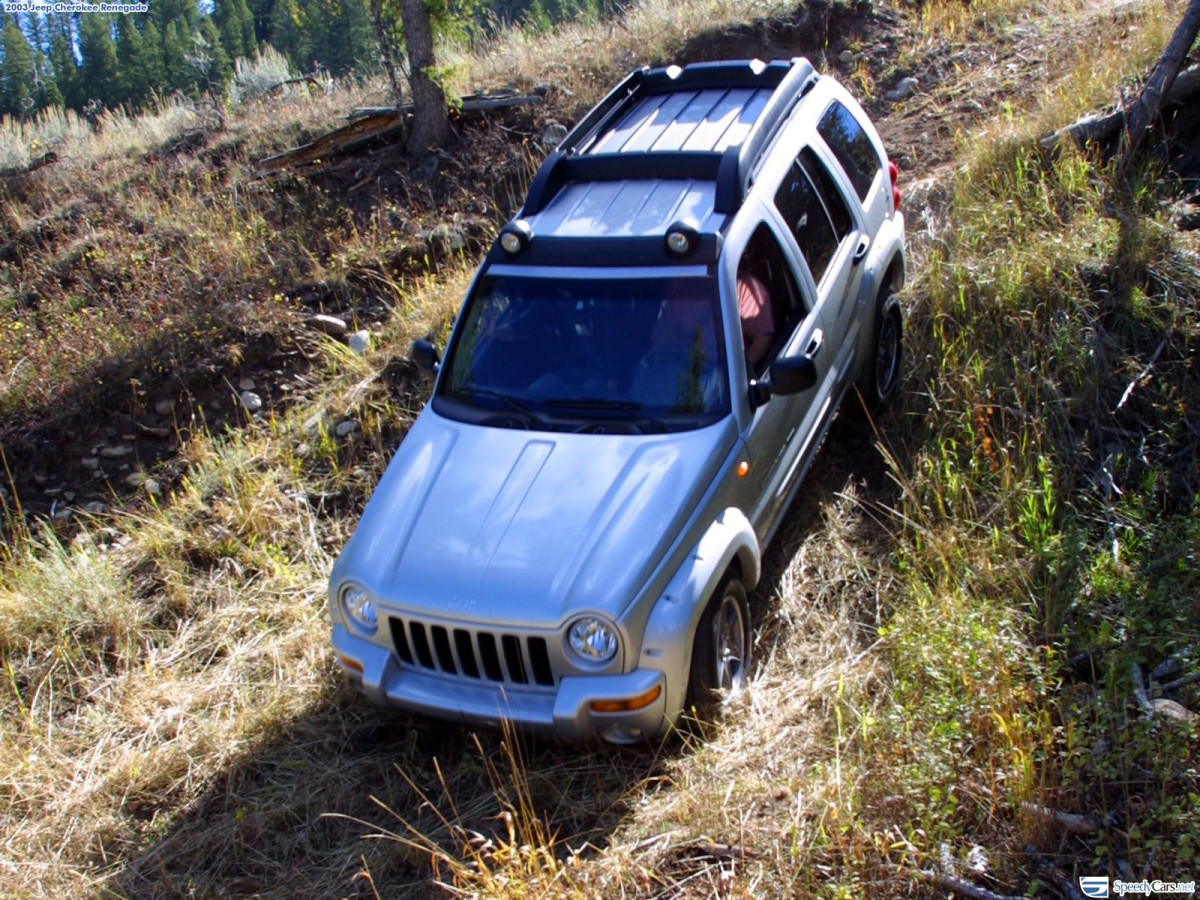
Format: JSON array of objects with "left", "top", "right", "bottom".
[
  {"left": 1159, "top": 670, "right": 1200, "bottom": 693},
  {"left": 1025, "top": 845, "right": 1086, "bottom": 900},
  {"left": 1039, "top": 64, "right": 1200, "bottom": 152},
  {"left": 0, "top": 150, "right": 58, "bottom": 179},
  {"left": 345, "top": 93, "right": 542, "bottom": 119},
  {"left": 1022, "top": 802, "right": 1105, "bottom": 835},
  {"left": 912, "top": 868, "right": 1026, "bottom": 900},
  {"left": 1119, "top": 0, "right": 1200, "bottom": 167}
]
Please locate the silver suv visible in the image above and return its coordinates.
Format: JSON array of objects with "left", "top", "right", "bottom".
[{"left": 329, "top": 58, "right": 905, "bottom": 743}]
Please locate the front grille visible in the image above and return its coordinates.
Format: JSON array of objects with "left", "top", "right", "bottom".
[{"left": 388, "top": 616, "right": 557, "bottom": 687}]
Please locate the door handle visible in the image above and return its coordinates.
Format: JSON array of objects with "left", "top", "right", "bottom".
[
  {"left": 805, "top": 329, "right": 824, "bottom": 359},
  {"left": 852, "top": 235, "right": 870, "bottom": 265}
]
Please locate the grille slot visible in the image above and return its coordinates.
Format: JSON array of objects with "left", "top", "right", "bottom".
[{"left": 387, "top": 615, "right": 559, "bottom": 688}]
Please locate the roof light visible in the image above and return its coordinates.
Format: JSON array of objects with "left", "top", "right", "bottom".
[
  {"left": 499, "top": 219, "right": 532, "bottom": 255},
  {"left": 664, "top": 220, "right": 700, "bottom": 257}
]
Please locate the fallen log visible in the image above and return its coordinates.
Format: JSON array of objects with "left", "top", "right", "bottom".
[
  {"left": 0, "top": 150, "right": 58, "bottom": 179},
  {"left": 1119, "top": 0, "right": 1200, "bottom": 167},
  {"left": 345, "top": 93, "right": 542, "bottom": 120},
  {"left": 1040, "top": 64, "right": 1200, "bottom": 152},
  {"left": 256, "top": 92, "right": 542, "bottom": 176}
]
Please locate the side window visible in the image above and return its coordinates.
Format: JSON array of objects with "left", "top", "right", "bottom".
[
  {"left": 817, "top": 100, "right": 883, "bottom": 202},
  {"left": 773, "top": 150, "right": 853, "bottom": 288},
  {"left": 800, "top": 147, "right": 853, "bottom": 241},
  {"left": 737, "top": 224, "right": 805, "bottom": 376}
]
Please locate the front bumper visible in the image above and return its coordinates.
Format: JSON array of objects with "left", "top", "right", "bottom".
[{"left": 332, "top": 624, "right": 667, "bottom": 743}]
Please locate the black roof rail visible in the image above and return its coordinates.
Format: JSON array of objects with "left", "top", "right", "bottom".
[{"left": 521, "top": 58, "right": 819, "bottom": 218}]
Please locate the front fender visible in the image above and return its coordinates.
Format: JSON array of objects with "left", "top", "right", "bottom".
[{"left": 634, "top": 507, "right": 760, "bottom": 727}]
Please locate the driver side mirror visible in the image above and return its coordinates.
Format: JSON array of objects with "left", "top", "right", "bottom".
[
  {"left": 749, "top": 355, "right": 817, "bottom": 408},
  {"left": 411, "top": 339, "right": 441, "bottom": 374}
]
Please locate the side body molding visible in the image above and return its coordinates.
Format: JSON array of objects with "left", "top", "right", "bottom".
[{"left": 637, "top": 507, "right": 761, "bottom": 727}]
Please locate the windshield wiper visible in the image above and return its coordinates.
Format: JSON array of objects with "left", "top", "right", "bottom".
[{"left": 467, "top": 388, "right": 547, "bottom": 427}]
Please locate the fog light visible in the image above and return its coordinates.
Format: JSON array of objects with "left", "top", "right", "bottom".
[
  {"left": 590, "top": 684, "right": 662, "bottom": 714},
  {"left": 341, "top": 585, "right": 378, "bottom": 635},
  {"left": 499, "top": 219, "right": 532, "bottom": 255}
]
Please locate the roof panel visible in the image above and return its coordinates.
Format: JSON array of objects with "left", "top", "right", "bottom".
[
  {"left": 650, "top": 89, "right": 729, "bottom": 152},
  {"left": 534, "top": 180, "right": 718, "bottom": 238},
  {"left": 680, "top": 87, "right": 755, "bottom": 151},
  {"left": 617, "top": 91, "right": 701, "bottom": 152},
  {"left": 712, "top": 88, "right": 771, "bottom": 151},
  {"left": 589, "top": 95, "right": 666, "bottom": 154}
]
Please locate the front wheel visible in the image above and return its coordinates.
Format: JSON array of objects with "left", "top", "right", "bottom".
[
  {"left": 855, "top": 289, "right": 903, "bottom": 417},
  {"left": 685, "top": 573, "right": 752, "bottom": 719}
]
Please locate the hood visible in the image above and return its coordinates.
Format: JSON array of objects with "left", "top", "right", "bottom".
[{"left": 334, "top": 410, "right": 736, "bottom": 625}]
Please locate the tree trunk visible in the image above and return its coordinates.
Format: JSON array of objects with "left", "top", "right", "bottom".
[
  {"left": 368, "top": 0, "right": 405, "bottom": 111},
  {"left": 401, "top": 0, "right": 451, "bottom": 154},
  {"left": 1118, "top": 0, "right": 1200, "bottom": 168}
]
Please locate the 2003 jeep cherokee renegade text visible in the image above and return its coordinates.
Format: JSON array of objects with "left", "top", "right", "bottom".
[{"left": 329, "top": 57, "right": 906, "bottom": 743}]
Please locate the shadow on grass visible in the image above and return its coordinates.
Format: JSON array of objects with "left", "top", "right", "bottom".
[{"left": 94, "top": 405, "right": 907, "bottom": 900}]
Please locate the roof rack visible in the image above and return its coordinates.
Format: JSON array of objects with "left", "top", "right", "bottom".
[{"left": 521, "top": 58, "right": 818, "bottom": 219}]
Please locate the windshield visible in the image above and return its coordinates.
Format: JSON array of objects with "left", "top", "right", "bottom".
[{"left": 437, "top": 273, "right": 729, "bottom": 433}]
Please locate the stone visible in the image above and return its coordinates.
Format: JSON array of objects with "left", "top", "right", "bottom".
[
  {"left": 238, "top": 377, "right": 256, "bottom": 391},
  {"left": 335, "top": 420, "right": 359, "bottom": 438},
  {"left": 144, "top": 478, "right": 161, "bottom": 495},
  {"left": 125, "top": 472, "right": 145, "bottom": 487},
  {"left": 32, "top": 472, "right": 49, "bottom": 485},
  {"left": 43, "top": 487, "right": 61, "bottom": 496},
  {"left": 83, "top": 501, "right": 107, "bottom": 515},
  {"left": 838, "top": 49, "right": 854, "bottom": 64},
  {"left": 240, "top": 391, "right": 263, "bottom": 413},
  {"left": 64, "top": 491, "right": 76, "bottom": 502},
  {"left": 303, "top": 413, "right": 331, "bottom": 437},
  {"left": 100, "top": 445, "right": 132, "bottom": 459},
  {"left": 306, "top": 314, "right": 348, "bottom": 338},
  {"left": 154, "top": 399, "right": 175, "bottom": 416},
  {"left": 348, "top": 330, "right": 371, "bottom": 355},
  {"left": 542, "top": 121, "right": 569, "bottom": 148},
  {"left": 886, "top": 77, "right": 919, "bottom": 102}
]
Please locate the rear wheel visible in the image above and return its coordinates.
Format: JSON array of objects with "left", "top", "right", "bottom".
[
  {"left": 685, "top": 573, "right": 751, "bottom": 719},
  {"left": 855, "top": 288, "right": 903, "bottom": 416}
]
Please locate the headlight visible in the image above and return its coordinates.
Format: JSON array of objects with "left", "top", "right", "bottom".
[
  {"left": 567, "top": 617, "right": 618, "bottom": 663},
  {"left": 340, "top": 585, "right": 378, "bottom": 635}
]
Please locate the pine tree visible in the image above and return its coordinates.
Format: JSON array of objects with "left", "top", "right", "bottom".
[
  {"left": 48, "top": 23, "right": 80, "bottom": 110},
  {"left": 77, "top": 15, "right": 120, "bottom": 107},
  {"left": 213, "top": 0, "right": 246, "bottom": 65},
  {"left": 237, "top": 0, "right": 258, "bottom": 58},
  {"left": 2, "top": 19, "right": 37, "bottom": 119},
  {"left": 195, "top": 17, "right": 233, "bottom": 93},
  {"left": 115, "top": 15, "right": 147, "bottom": 107},
  {"left": 162, "top": 21, "right": 196, "bottom": 96},
  {"left": 268, "top": 0, "right": 303, "bottom": 66},
  {"left": 140, "top": 20, "right": 167, "bottom": 99}
]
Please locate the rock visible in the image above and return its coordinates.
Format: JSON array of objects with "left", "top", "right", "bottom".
[
  {"left": 412, "top": 154, "right": 439, "bottom": 180},
  {"left": 303, "top": 412, "right": 331, "bottom": 437},
  {"left": 43, "top": 487, "right": 61, "bottom": 496},
  {"left": 542, "top": 121, "right": 569, "bottom": 148},
  {"left": 100, "top": 445, "right": 132, "bottom": 459},
  {"left": 139, "top": 425, "right": 172, "bottom": 439},
  {"left": 238, "top": 377, "right": 256, "bottom": 392},
  {"left": 421, "top": 224, "right": 466, "bottom": 251},
  {"left": 886, "top": 77, "right": 919, "bottom": 101},
  {"left": 838, "top": 49, "right": 854, "bottom": 64},
  {"left": 92, "top": 471, "right": 104, "bottom": 480},
  {"left": 144, "top": 478, "right": 161, "bottom": 495},
  {"left": 124, "top": 472, "right": 145, "bottom": 487},
  {"left": 64, "top": 491, "right": 76, "bottom": 502},
  {"left": 83, "top": 501, "right": 107, "bottom": 515},
  {"left": 154, "top": 399, "right": 175, "bottom": 416},
  {"left": 52, "top": 506, "right": 72, "bottom": 521},
  {"left": 33, "top": 472, "right": 49, "bottom": 486},
  {"left": 335, "top": 420, "right": 359, "bottom": 438},
  {"left": 240, "top": 391, "right": 263, "bottom": 413},
  {"left": 306, "top": 314, "right": 348, "bottom": 338},
  {"left": 348, "top": 330, "right": 371, "bottom": 355}
]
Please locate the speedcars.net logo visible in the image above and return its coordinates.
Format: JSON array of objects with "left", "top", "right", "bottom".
[{"left": 1080, "top": 877, "right": 1198, "bottom": 898}]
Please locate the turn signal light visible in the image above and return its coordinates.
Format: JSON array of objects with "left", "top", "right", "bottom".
[
  {"left": 888, "top": 159, "right": 901, "bottom": 211},
  {"left": 589, "top": 684, "right": 662, "bottom": 714}
]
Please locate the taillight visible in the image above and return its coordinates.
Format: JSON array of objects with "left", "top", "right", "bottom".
[{"left": 888, "top": 159, "right": 901, "bottom": 211}]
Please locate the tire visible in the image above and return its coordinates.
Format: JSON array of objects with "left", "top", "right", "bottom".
[
  {"left": 855, "top": 288, "right": 903, "bottom": 417},
  {"left": 685, "top": 573, "right": 752, "bottom": 719}
]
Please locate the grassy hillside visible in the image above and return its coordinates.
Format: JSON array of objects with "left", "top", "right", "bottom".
[{"left": 2, "top": 0, "right": 1197, "bottom": 896}]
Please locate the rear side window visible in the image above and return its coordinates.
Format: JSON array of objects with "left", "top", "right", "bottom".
[
  {"left": 773, "top": 150, "right": 853, "bottom": 287},
  {"left": 817, "top": 100, "right": 882, "bottom": 201}
]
